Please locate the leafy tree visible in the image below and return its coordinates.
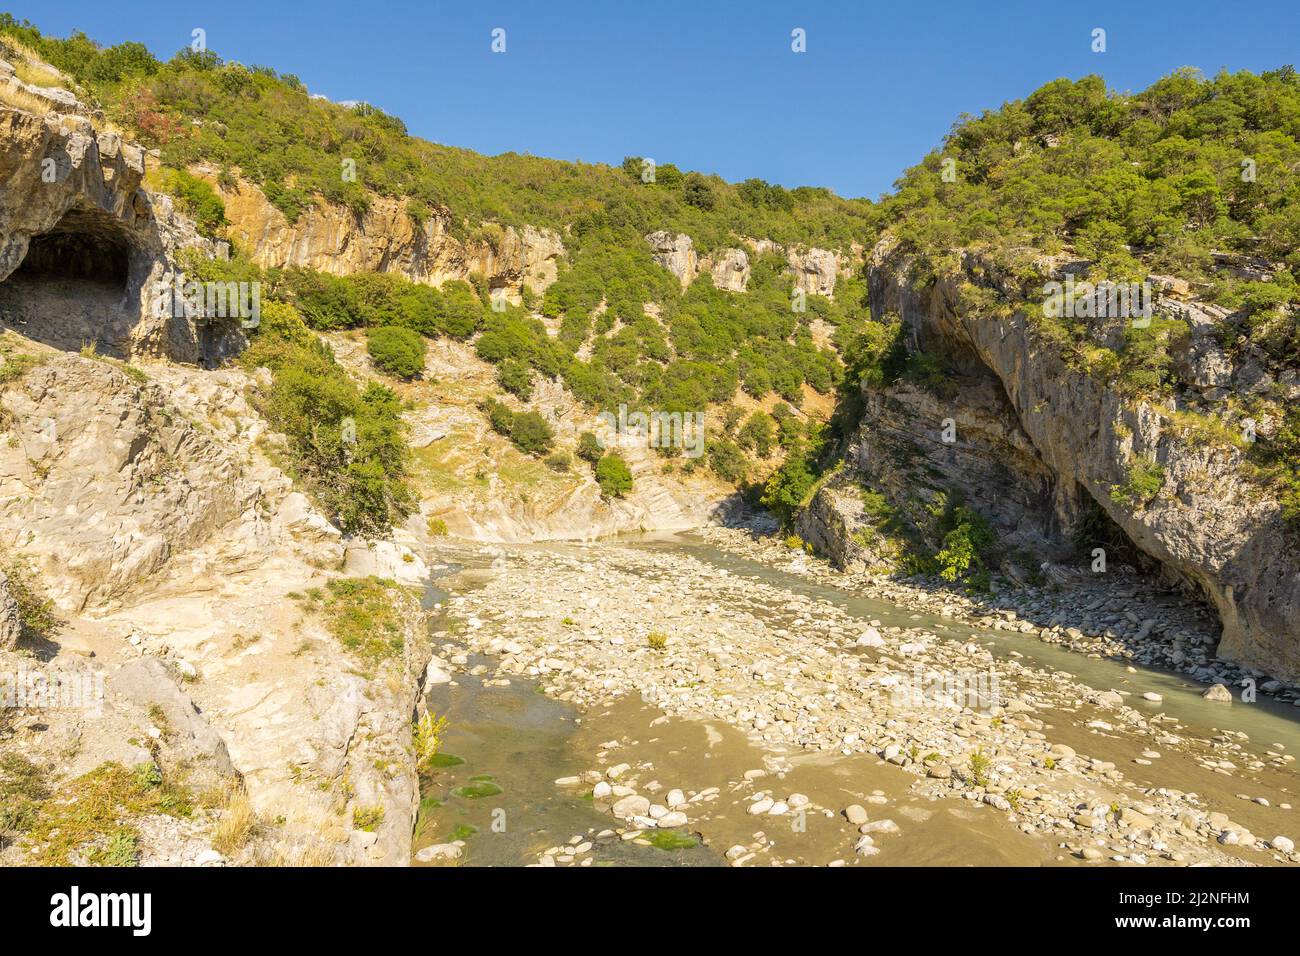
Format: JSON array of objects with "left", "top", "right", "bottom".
[
  {"left": 934, "top": 505, "right": 996, "bottom": 584},
  {"left": 576, "top": 431, "right": 604, "bottom": 466},
  {"left": 241, "top": 301, "right": 414, "bottom": 535},
  {"left": 738, "top": 412, "right": 776, "bottom": 457},
  {"left": 497, "top": 358, "right": 533, "bottom": 400},
  {"left": 508, "top": 411, "right": 554, "bottom": 456},
  {"left": 153, "top": 168, "right": 227, "bottom": 237},
  {"left": 707, "top": 438, "right": 747, "bottom": 483},
  {"left": 366, "top": 325, "right": 425, "bottom": 378},
  {"left": 683, "top": 173, "right": 715, "bottom": 210},
  {"left": 482, "top": 397, "right": 516, "bottom": 438},
  {"left": 596, "top": 453, "right": 633, "bottom": 498},
  {"left": 760, "top": 438, "right": 820, "bottom": 526}
]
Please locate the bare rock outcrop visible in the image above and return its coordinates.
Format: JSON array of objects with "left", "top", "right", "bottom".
[
  {"left": 649, "top": 231, "right": 853, "bottom": 297},
  {"left": 787, "top": 246, "right": 842, "bottom": 298},
  {"left": 645, "top": 230, "right": 698, "bottom": 288},
  {"left": 0, "top": 106, "right": 234, "bottom": 363},
  {"left": 106, "top": 657, "right": 239, "bottom": 795},
  {"left": 0, "top": 354, "right": 255, "bottom": 610},
  {"left": 863, "top": 238, "right": 1300, "bottom": 681},
  {"left": 209, "top": 171, "right": 564, "bottom": 299},
  {"left": 0, "top": 568, "right": 19, "bottom": 649},
  {"left": 703, "top": 247, "right": 751, "bottom": 292}
]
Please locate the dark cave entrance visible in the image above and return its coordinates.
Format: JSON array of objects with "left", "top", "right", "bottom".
[
  {"left": 0, "top": 204, "right": 138, "bottom": 357},
  {"left": 16, "top": 207, "right": 132, "bottom": 284}
]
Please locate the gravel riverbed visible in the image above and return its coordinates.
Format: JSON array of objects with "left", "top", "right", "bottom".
[{"left": 422, "top": 530, "right": 1299, "bottom": 867}]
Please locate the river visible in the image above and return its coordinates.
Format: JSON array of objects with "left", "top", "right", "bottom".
[{"left": 413, "top": 531, "right": 1300, "bottom": 867}]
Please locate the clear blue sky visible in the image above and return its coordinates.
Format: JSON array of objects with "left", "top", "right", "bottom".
[{"left": 6, "top": 0, "right": 1298, "bottom": 199}]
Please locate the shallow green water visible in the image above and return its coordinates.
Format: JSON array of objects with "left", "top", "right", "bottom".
[{"left": 416, "top": 663, "right": 722, "bottom": 867}]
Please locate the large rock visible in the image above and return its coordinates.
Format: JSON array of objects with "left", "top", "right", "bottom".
[
  {"left": 867, "top": 238, "right": 1300, "bottom": 681},
  {"left": 342, "top": 538, "right": 428, "bottom": 585},
  {"left": 0, "top": 355, "right": 255, "bottom": 608},
  {"left": 800, "top": 370, "right": 1066, "bottom": 571},
  {"left": 645, "top": 230, "right": 697, "bottom": 288},
  {"left": 787, "top": 246, "right": 842, "bottom": 298},
  {"left": 703, "top": 247, "right": 750, "bottom": 292},
  {"left": 107, "top": 657, "right": 238, "bottom": 792}
]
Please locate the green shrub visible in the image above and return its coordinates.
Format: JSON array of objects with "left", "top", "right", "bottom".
[
  {"left": 1117, "top": 318, "right": 1187, "bottom": 396},
  {"left": 507, "top": 411, "right": 554, "bottom": 457},
  {"left": 322, "top": 577, "right": 407, "bottom": 668},
  {"left": 481, "top": 399, "right": 553, "bottom": 456},
  {"left": 278, "top": 269, "right": 363, "bottom": 330},
  {"left": 760, "top": 436, "right": 822, "bottom": 526},
  {"left": 1109, "top": 457, "right": 1165, "bottom": 507},
  {"left": 934, "top": 505, "right": 996, "bottom": 584},
  {"left": 352, "top": 805, "right": 385, "bottom": 832},
  {"left": 738, "top": 412, "right": 776, "bottom": 457},
  {"left": 433, "top": 281, "right": 486, "bottom": 338},
  {"left": 367, "top": 325, "right": 426, "bottom": 378},
  {"left": 596, "top": 453, "right": 633, "bottom": 498},
  {"left": 576, "top": 431, "right": 604, "bottom": 466},
  {"left": 1281, "top": 476, "right": 1300, "bottom": 533},
  {"left": 707, "top": 438, "right": 747, "bottom": 483},
  {"left": 413, "top": 711, "right": 449, "bottom": 772},
  {"left": 497, "top": 358, "right": 533, "bottom": 400},
  {"left": 242, "top": 301, "right": 414, "bottom": 535},
  {"left": 152, "top": 168, "right": 227, "bottom": 238},
  {"left": 0, "top": 352, "right": 45, "bottom": 385},
  {"left": 482, "top": 397, "right": 516, "bottom": 438}
]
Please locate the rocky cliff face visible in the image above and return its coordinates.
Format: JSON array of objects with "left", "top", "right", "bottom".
[
  {"left": 0, "top": 72, "right": 438, "bottom": 864},
  {"left": 0, "top": 105, "right": 237, "bottom": 363},
  {"left": 0, "top": 354, "right": 256, "bottom": 610},
  {"left": 785, "top": 245, "right": 843, "bottom": 298},
  {"left": 208, "top": 170, "right": 565, "bottom": 300},
  {"left": 0, "top": 337, "right": 438, "bottom": 865},
  {"left": 807, "top": 237, "right": 1300, "bottom": 682},
  {"left": 798, "top": 371, "right": 1067, "bottom": 574},
  {"left": 647, "top": 230, "right": 849, "bottom": 297}
]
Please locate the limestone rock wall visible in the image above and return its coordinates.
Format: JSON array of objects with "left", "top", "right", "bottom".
[
  {"left": 648, "top": 230, "right": 851, "bottom": 297},
  {"left": 0, "top": 106, "right": 233, "bottom": 363},
  {"left": 209, "top": 171, "right": 564, "bottom": 299},
  {"left": 0, "top": 355, "right": 256, "bottom": 610},
  {"left": 860, "top": 240, "right": 1300, "bottom": 681}
]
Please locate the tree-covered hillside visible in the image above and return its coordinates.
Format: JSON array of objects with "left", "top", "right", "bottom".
[
  {"left": 871, "top": 69, "right": 1300, "bottom": 532},
  {"left": 0, "top": 15, "right": 875, "bottom": 498},
  {"left": 3, "top": 14, "right": 1297, "bottom": 538},
  {"left": 881, "top": 70, "right": 1300, "bottom": 287}
]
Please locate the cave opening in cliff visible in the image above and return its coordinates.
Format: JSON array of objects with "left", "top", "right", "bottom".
[
  {"left": 16, "top": 207, "right": 132, "bottom": 284},
  {"left": 1073, "top": 493, "right": 1155, "bottom": 573},
  {"left": 0, "top": 204, "right": 137, "bottom": 358}
]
